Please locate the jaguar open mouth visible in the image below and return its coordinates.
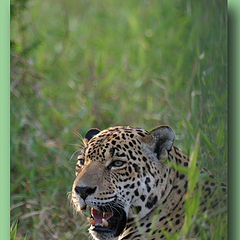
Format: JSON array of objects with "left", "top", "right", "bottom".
[{"left": 87, "top": 206, "right": 127, "bottom": 237}]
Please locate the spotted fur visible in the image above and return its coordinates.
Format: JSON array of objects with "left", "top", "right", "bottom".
[{"left": 72, "top": 126, "right": 226, "bottom": 240}]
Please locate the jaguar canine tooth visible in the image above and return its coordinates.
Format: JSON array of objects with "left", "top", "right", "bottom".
[
  {"left": 87, "top": 217, "right": 95, "bottom": 226},
  {"left": 102, "top": 218, "right": 108, "bottom": 227},
  {"left": 103, "top": 212, "right": 106, "bottom": 218}
]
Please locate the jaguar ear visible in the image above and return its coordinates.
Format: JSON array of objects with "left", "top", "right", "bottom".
[
  {"left": 147, "top": 126, "right": 175, "bottom": 160},
  {"left": 83, "top": 128, "right": 101, "bottom": 145}
]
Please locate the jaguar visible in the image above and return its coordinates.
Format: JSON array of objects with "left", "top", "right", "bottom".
[{"left": 71, "top": 125, "right": 226, "bottom": 240}]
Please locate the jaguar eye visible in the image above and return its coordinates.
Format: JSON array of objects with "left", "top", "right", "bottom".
[
  {"left": 109, "top": 160, "right": 126, "bottom": 169},
  {"left": 77, "top": 156, "right": 85, "bottom": 166}
]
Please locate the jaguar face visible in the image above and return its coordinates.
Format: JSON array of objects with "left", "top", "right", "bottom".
[{"left": 71, "top": 126, "right": 175, "bottom": 240}]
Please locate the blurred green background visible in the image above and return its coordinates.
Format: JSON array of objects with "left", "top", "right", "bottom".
[{"left": 10, "top": 0, "right": 227, "bottom": 239}]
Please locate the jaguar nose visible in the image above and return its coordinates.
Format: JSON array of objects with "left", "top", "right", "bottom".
[{"left": 75, "top": 186, "right": 97, "bottom": 200}]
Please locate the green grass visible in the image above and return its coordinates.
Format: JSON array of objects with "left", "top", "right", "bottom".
[{"left": 11, "top": 0, "right": 227, "bottom": 239}]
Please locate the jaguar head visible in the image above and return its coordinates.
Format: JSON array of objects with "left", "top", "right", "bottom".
[{"left": 71, "top": 126, "right": 174, "bottom": 240}]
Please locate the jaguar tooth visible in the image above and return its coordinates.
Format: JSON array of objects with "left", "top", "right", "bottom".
[
  {"left": 87, "top": 217, "right": 95, "bottom": 226},
  {"left": 102, "top": 218, "right": 108, "bottom": 227},
  {"left": 103, "top": 212, "right": 106, "bottom": 218}
]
